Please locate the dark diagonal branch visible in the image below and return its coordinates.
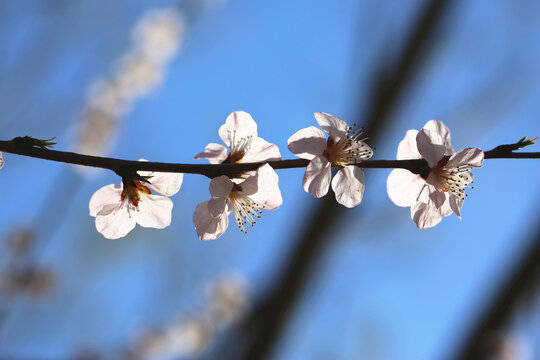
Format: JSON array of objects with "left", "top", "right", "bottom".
[
  {"left": 453, "top": 224, "right": 540, "bottom": 360},
  {"left": 219, "top": 1, "right": 457, "bottom": 360}
]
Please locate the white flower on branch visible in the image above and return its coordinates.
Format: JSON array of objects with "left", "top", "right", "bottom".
[
  {"left": 0, "top": 152, "right": 3, "bottom": 169},
  {"left": 89, "top": 161, "right": 183, "bottom": 239},
  {"left": 387, "top": 120, "right": 484, "bottom": 229},
  {"left": 193, "top": 164, "right": 282, "bottom": 240},
  {"left": 288, "top": 112, "right": 374, "bottom": 207},
  {"left": 194, "top": 111, "right": 281, "bottom": 170}
]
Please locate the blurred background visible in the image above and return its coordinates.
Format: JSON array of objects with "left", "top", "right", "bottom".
[{"left": 0, "top": 0, "right": 540, "bottom": 359}]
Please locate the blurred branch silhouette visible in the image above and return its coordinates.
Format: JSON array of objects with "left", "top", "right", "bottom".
[
  {"left": 454, "top": 223, "right": 540, "bottom": 360},
  {"left": 212, "top": 0, "right": 456, "bottom": 359}
]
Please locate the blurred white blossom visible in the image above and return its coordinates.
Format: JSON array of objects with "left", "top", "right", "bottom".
[
  {"left": 73, "top": 6, "right": 185, "bottom": 159},
  {"left": 488, "top": 331, "right": 533, "bottom": 360},
  {"left": 133, "top": 273, "right": 250, "bottom": 360}
]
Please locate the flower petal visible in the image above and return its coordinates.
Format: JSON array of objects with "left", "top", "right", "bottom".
[
  {"left": 218, "top": 111, "right": 258, "bottom": 148},
  {"left": 410, "top": 202, "right": 443, "bottom": 229},
  {"left": 208, "top": 175, "right": 233, "bottom": 217},
  {"left": 241, "top": 137, "right": 281, "bottom": 162},
  {"left": 423, "top": 120, "right": 453, "bottom": 154},
  {"left": 387, "top": 169, "right": 425, "bottom": 207},
  {"left": 257, "top": 164, "right": 282, "bottom": 209},
  {"left": 133, "top": 194, "right": 173, "bottom": 229},
  {"left": 95, "top": 203, "right": 137, "bottom": 239},
  {"left": 0, "top": 152, "right": 4, "bottom": 169},
  {"left": 439, "top": 194, "right": 453, "bottom": 217},
  {"left": 241, "top": 164, "right": 282, "bottom": 209},
  {"left": 193, "top": 201, "right": 229, "bottom": 241},
  {"left": 446, "top": 147, "right": 484, "bottom": 168},
  {"left": 136, "top": 159, "right": 183, "bottom": 196},
  {"left": 287, "top": 126, "right": 327, "bottom": 160},
  {"left": 314, "top": 112, "right": 349, "bottom": 141},
  {"left": 331, "top": 166, "right": 364, "bottom": 208},
  {"left": 417, "top": 182, "right": 446, "bottom": 209},
  {"left": 194, "top": 143, "right": 228, "bottom": 164},
  {"left": 347, "top": 140, "right": 374, "bottom": 161},
  {"left": 89, "top": 184, "right": 123, "bottom": 217},
  {"left": 416, "top": 128, "right": 447, "bottom": 168},
  {"left": 449, "top": 195, "right": 463, "bottom": 219},
  {"left": 209, "top": 175, "right": 234, "bottom": 198},
  {"left": 424, "top": 173, "right": 448, "bottom": 208},
  {"left": 145, "top": 172, "right": 183, "bottom": 197},
  {"left": 302, "top": 155, "right": 331, "bottom": 198},
  {"left": 396, "top": 130, "right": 421, "bottom": 160}
]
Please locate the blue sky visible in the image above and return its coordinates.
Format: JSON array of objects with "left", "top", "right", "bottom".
[{"left": 0, "top": 1, "right": 540, "bottom": 359}]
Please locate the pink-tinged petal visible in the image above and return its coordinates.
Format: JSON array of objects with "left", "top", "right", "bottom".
[
  {"left": 0, "top": 152, "right": 4, "bottom": 169},
  {"left": 347, "top": 140, "right": 374, "bottom": 161},
  {"left": 193, "top": 201, "right": 229, "bottom": 241},
  {"left": 314, "top": 112, "right": 349, "bottom": 141},
  {"left": 423, "top": 120, "right": 453, "bottom": 154},
  {"left": 429, "top": 190, "right": 447, "bottom": 209},
  {"left": 302, "top": 156, "right": 331, "bottom": 198},
  {"left": 218, "top": 111, "right": 258, "bottom": 148},
  {"left": 387, "top": 169, "right": 425, "bottom": 207},
  {"left": 242, "top": 137, "right": 281, "bottom": 162},
  {"left": 209, "top": 175, "right": 234, "bottom": 198},
  {"left": 449, "top": 195, "right": 463, "bottom": 219},
  {"left": 425, "top": 173, "right": 448, "bottom": 208},
  {"left": 416, "top": 129, "right": 447, "bottom": 168},
  {"left": 396, "top": 130, "right": 421, "bottom": 160},
  {"left": 417, "top": 181, "right": 445, "bottom": 209},
  {"left": 446, "top": 147, "right": 484, "bottom": 168},
  {"left": 194, "top": 143, "right": 228, "bottom": 164},
  {"left": 242, "top": 164, "right": 282, "bottom": 209},
  {"left": 258, "top": 164, "right": 282, "bottom": 209},
  {"left": 89, "top": 184, "right": 123, "bottom": 217},
  {"left": 135, "top": 159, "right": 183, "bottom": 196},
  {"left": 208, "top": 196, "right": 229, "bottom": 218},
  {"left": 235, "top": 164, "right": 265, "bottom": 195},
  {"left": 411, "top": 202, "right": 443, "bottom": 229},
  {"left": 145, "top": 172, "right": 183, "bottom": 197},
  {"left": 439, "top": 194, "right": 453, "bottom": 217},
  {"left": 133, "top": 194, "right": 173, "bottom": 229},
  {"left": 331, "top": 166, "right": 364, "bottom": 208},
  {"left": 462, "top": 170, "right": 474, "bottom": 184},
  {"left": 235, "top": 171, "right": 259, "bottom": 196},
  {"left": 208, "top": 176, "right": 233, "bottom": 217},
  {"left": 287, "top": 126, "right": 327, "bottom": 160},
  {"left": 95, "top": 203, "right": 137, "bottom": 239}
]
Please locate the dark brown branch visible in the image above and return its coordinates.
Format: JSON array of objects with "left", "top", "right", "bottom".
[
  {"left": 0, "top": 139, "right": 538, "bottom": 180},
  {"left": 484, "top": 151, "right": 540, "bottom": 159}
]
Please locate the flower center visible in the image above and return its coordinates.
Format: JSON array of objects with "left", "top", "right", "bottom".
[
  {"left": 228, "top": 185, "right": 266, "bottom": 234},
  {"left": 323, "top": 125, "right": 373, "bottom": 166},
  {"left": 432, "top": 161, "right": 475, "bottom": 200},
  {"left": 223, "top": 130, "right": 253, "bottom": 163},
  {"left": 121, "top": 179, "right": 152, "bottom": 207}
]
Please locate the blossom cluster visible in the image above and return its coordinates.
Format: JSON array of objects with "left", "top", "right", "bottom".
[{"left": 82, "top": 111, "right": 484, "bottom": 240}]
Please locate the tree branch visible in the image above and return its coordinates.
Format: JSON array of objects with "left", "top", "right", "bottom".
[{"left": 0, "top": 138, "right": 538, "bottom": 180}]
